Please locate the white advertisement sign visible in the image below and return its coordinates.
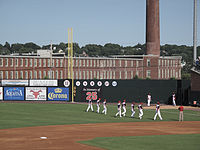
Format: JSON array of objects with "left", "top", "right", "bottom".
[
  {"left": 2, "top": 80, "right": 28, "bottom": 86},
  {"left": 26, "top": 87, "right": 47, "bottom": 100},
  {"left": 30, "top": 80, "right": 57, "bottom": 86},
  {"left": 0, "top": 87, "right": 3, "bottom": 100}
]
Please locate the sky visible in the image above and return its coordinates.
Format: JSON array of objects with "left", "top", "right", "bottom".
[{"left": 0, "top": 0, "right": 199, "bottom": 47}]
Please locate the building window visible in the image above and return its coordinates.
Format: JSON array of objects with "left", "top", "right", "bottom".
[
  {"left": 136, "top": 61, "right": 139, "bottom": 67},
  {"left": 125, "top": 61, "right": 127, "bottom": 67},
  {"left": 79, "top": 71, "right": 82, "bottom": 79},
  {"left": 20, "top": 58, "right": 23, "bottom": 67},
  {"left": 34, "top": 71, "right": 37, "bottom": 79},
  {"left": 80, "top": 60, "right": 83, "bottom": 67},
  {"left": 39, "top": 71, "right": 42, "bottom": 79},
  {"left": 48, "top": 71, "right": 51, "bottom": 78},
  {"left": 30, "top": 59, "right": 33, "bottom": 67},
  {"left": 43, "top": 59, "right": 46, "bottom": 67},
  {"left": 131, "top": 71, "right": 133, "bottom": 79},
  {"left": 5, "top": 58, "right": 8, "bottom": 67},
  {"left": 83, "top": 71, "right": 85, "bottom": 79},
  {"left": 167, "top": 60, "right": 169, "bottom": 66},
  {"left": 0, "top": 58, "right": 3, "bottom": 66},
  {"left": 119, "top": 60, "right": 121, "bottom": 67},
  {"left": 158, "top": 69, "right": 160, "bottom": 79},
  {"left": 0, "top": 71, "right": 3, "bottom": 79},
  {"left": 87, "top": 60, "right": 89, "bottom": 67},
  {"left": 113, "top": 60, "right": 115, "bottom": 67},
  {"left": 25, "top": 71, "right": 28, "bottom": 79},
  {"left": 34, "top": 59, "right": 37, "bottom": 67},
  {"left": 25, "top": 59, "right": 28, "bottom": 67},
  {"left": 176, "top": 72, "right": 178, "bottom": 78},
  {"left": 48, "top": 59, "right": 50, "bottom": 67},
  {"left": 5, "top": 71, "right": 8, "bottom": 79},
  {"left": 104, "top": 60, "right": 106, "bottom": 67},
  {"left": 107, "top": 60, "right": 109, "bottom": 67},
  {"left": 39, "top": 59, "right": 42, "bottom": 67},
  {"left": 20, "top": 71, "right": 23, "bottom": 79},
  {"left": 87, "top": 71, "right": 89, "bottom": 79},
  {"left": 90, "top": 60, "right": 92, "bottom": 67},
  {"left": 113, "top": 71, "right": 116, "bottom": 79},
  {"left": 103, "top": 71, "right": 106, "bottom": 79},
  {"left": 97, "top": 60, "right": 99, "bottom": 67},
  {"left": 147, "top": 59, "right": 150, "bottom": 67},
  {"left": 15, "top": 71, "right": 18, "bottom": 79},
  {"left": 100, "top": 60, "right": 104, "bottom": 67},
  {"left": 165, "top": 69, "right": 167, "bottom": 78},
  {"left": 97, "top": 71, "right": 99, "bottom": 79},
  {"left": 56, "top": 59, "right": 59, "bottom": 67},
  {"left": 125, "top": 71, "right": 127, "bottom": 79},
  {"left": 107, "top": 71, "right": 109, "bottom": 79},
  {"left": 15, "top": 58, "right": 18, "bottom": 67},
  {"left": 10, "top": 71, "right": 13, "bottom": 79},
  {"left": 90, "top": 71, "right": 92, "bottom": 79},
  {"left": 131, "top": 61, "right": 133, "bottom": 67},
  {"left": 93, "top": 71, "right": 96, "bottom": 79},
  {"left": 158, "top": 59, "right": 160, "bottom": 66},
  {"left": 167, "top": 69, "right": 169, "bottom": 78},
  {"left": 110, "top": 60, "right": 112, "bottom": 67},
  {"left": 43, "top": 71, "right": 46, "bottom": 78},
  {"left": 173, "top": 69, "right": 175, "bottom": 77},
  {"left": 60, "top": 59, "right": 63, "bottom": 67},
  {"left": 119, "top": 71, "right": 121, "bottom": 79},
  {"left": 146, "top": 70, "right": 151, "bottom": 78},
  {"left": 52, "top": 59, "right": 54, "bottom": 67},
  {"left": 56, "top": 70, "right": 58, "bottom": 79},
  {"left": 60, "top": 70, "right": 63, "bottom": 79},
  {"left": 30, "top": 71, "right": 32, "bottom": 79},
  {"left": 110, "top": 71, "right": 112, "bottom": 79},
  {"left": 162, "top": 69, "right": 164, "bottom": 79},
  {"left": 94, "top": 60, "right": 96, "bottom": 67},
  {"left": 10, "top": 58, "right": 13, "bottom": 67}
]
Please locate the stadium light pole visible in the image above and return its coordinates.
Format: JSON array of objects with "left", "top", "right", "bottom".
[{"left": 193, "top": 0, "right": 197, "bottom": 63}]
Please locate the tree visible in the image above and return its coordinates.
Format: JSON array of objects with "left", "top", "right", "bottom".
[{"left": 4, "top": 42, "right": 10, "bottom": 50}]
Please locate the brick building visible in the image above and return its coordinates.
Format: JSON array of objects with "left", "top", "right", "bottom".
[{"left": 0, "top": 51, "right": 181, "bottom": 80}]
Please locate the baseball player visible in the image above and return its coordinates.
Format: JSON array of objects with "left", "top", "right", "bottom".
[
  {"left": 96, "top": 98, "right": 101, "bottom": 113},
  {"left": 178, "top": 105, "right": 184, "bottom": 121},
  {"left": 102, "top": 99, "right": 107, "bottom": 115},
  {"left": 86, "top": 99, "right": 94, "bottom": 112},
  {"left": 122, "top": 99, "right": 127, "bottom": 117},
  {"left": 138, "top": 103, "right": 143, "bottom": 119},
  {"left": 147, "top": 93, "right": 151, "bottom": 107},
  {"left": 115, "top": 101, "right": 122, "bottom": 117},
  {"left": 154, "top": 102, "right": 163, "bottom": 120},
  {"left": 131, "top": 102, "right": 135, "bottom": 118},
  {"left": 172, "top": 92, "right": 176, "bottom": 106}
]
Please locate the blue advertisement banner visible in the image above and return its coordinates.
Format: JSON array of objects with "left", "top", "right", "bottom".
[
  {"left": 48, "top": 87, "right": 69, "bottom": 101},
  {"left": 4, "top": 87, "right": 25, "bottom": 100}
]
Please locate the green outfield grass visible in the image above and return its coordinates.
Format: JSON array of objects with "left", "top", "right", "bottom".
[
  {"left": 0, "top": 102, "right": 200, "bottom": 129},
  {"left": 79, "top": 134, "right": 200, "bottom": 150}
]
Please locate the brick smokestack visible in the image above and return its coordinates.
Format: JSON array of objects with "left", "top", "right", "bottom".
[{"left": 146, "top": 0, "right": 160, "bottom": 56}]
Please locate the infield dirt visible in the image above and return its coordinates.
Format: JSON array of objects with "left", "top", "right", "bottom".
[{"left": 0, "top": 121, "right": 200, "bottom": 150}]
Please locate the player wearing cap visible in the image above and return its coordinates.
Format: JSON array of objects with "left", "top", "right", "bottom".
[
  {"left": 138, "top": 103, "right": 143, "bottom": 119},
  {"left": 154, "top": 102, "right": 163, "bottom": 120},
  {"left": 172, "top": 92, "right": 176, "bottom": 106},
  {"left": 147, "top": 93, "right": 151, "bottom": 107},
  {"left": 96, "top": 98, "right": 101, "bottom": 113},
  {"left": 131, "top": 102, "right": 135, "bottom": 118},
  {"left": 122, "top": 100, "right": 127, "bottom": 117},
  {"left": 115, "top": 101, "right": 122, "bottom": 117},
  {"left": 86, "top": 99, "right": 94, "bottom": 112},
  {"left": 102, "top": 99, "right": 107, "bottom": 115}
]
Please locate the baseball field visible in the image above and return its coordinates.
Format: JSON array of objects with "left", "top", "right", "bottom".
[{"left": 0, "top": 102, "right": 200, "bottom": 150}]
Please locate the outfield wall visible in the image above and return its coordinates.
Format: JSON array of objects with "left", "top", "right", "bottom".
[{"left": 0, "top": 79, "right": 190, "bottom": 105}]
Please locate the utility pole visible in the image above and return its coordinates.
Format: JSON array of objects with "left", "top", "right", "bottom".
[
  {"left": 50, "top": 42, "right": 53, "bottom": 79},
  {"left": 193, "top": 0, "right": 197, "bottom": 63}
]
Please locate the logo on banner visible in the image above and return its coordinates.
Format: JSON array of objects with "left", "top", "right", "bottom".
[
  {"left": 4, "top": 87, "right": 24, "bottom": 100},
  {"left": 104, "top": 81, "right": 109, "bottom": 86},
  {"left": 83, "top": 81, "right": 88, "bottom": 86},
  {"left": 64, "top": 80, "right": 70, "bottom": 87},
  {"left": 90, "top": 81, "right": 95, "bottom": 86},
  {"left": 76, "top": 81, "right": 81, "bottom": 86},
  {"left": 97, "top": 81, "right": 102, "bottom": 86},
  {"left": 112, "top": 81, "right": 117, "bottom": 87},
  {"left": 26, "top": 87, "right": 46, "bottom": 100},
  {"left": 48, "top": 87, "right": 69, "bottom": 101}
]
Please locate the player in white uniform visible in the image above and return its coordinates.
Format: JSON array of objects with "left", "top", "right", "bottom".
[
  {"left": 131, "top": 102, "right": 135, "bottom": 118},
  {"left": 172, "top": 92, "right": 176, "bottom": 106},
  {"left": 138, "top": 103, "right": 143, "bottom": 119},
  {"left": 96, "top": 98, "right": 101, "bottom": 113},
  {"left": 147, "top": 93, "right": 151, "bottom": 107},
  {"left": 86, "top": 99, "right": 94, "bottom": 112},
  {"left": 122, "top": 100, "right": 127, "bottom": 117},
  {"left": 102, "top": 99, "right": 107, "bottom": 115},
  {"left": 154, "top": 102, "right": 163, "bottom": 120},
  {"left": 115, "top": 101, "right": 122, "bottom": 117}
]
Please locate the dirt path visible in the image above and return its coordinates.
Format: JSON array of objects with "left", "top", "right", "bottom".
[{"left": 0, "top": 121, "right": 200, "bottom": 150}]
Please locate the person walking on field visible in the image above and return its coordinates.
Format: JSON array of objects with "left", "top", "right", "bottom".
[
  {"left": 147, "top": 93, "right": 151, "bottom": 107},
  {"left": 178, "top": 105, "right": 184, "bottom": 121},
  {"left": 122, "top": 100, "right": 127, "bottom": 117},
  {"left": 154, "top": 102, "right": 163, "bottom": 120},
  {"left": 172, "top": 92, "right": 176, "bottom": 106},
  {"left": 115, "top": 101, "right": 122, "bottom": 117},
  {"left": 86, "top": 99, "right": 94, "bottom": 112},
  {"left": 138, "top": 103, "right": 143, "bottom": 119},
  {"left": 102, "top": 99, "right": 107, "bottom": 115},
  {"left": 131, "top": 102, "right": 135, "bottom": 118},
  {"left": 96, "top": 98, "right": 101, "bottom": 113}
]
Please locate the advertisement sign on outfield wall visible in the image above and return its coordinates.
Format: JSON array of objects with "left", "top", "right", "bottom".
[
  {"left": 30, "top": 80, "right": 57, "bottom": 86},
  {"left": 4, "top": 87, "right": 24, "bottom": 100},
  {"left": 0, "top": 87, "right": 3, "bottom": 100},
  {"left": 26, "top": 87, "right": 47, "bottom": 100},
  {"left": 2, "top": 80, "right": 28, "bottom": 86},
  {"left": 48, "top": 87, "right": 69, "bottom": 101}
]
